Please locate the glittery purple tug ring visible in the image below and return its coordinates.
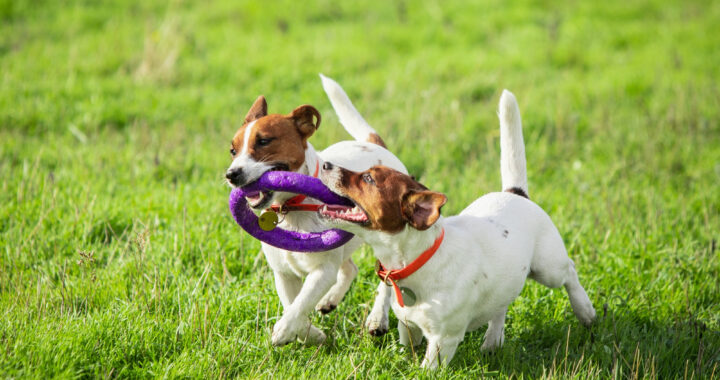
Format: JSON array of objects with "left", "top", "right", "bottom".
[{"left": 229, "top": 171, "right": 355, "bottom": 252}]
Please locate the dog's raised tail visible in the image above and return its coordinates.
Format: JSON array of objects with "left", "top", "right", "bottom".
[
  {"left": 319, "top": 74, "right": 387, "bottom": 148},
  {"left": 499, "top": 90, "right": 529, "bottom": 199}
]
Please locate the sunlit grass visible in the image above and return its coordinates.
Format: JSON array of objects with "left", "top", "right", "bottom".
[{"left": 1, "top": 0, "right": 719, "bottom": 378}]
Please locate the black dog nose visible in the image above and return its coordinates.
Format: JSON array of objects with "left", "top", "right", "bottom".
[
  {"left": 225, "top": 168, "right": 245, "bottom": 186},
  {"left": 323, "top": 162, "right": 334, "bottom": 171}
]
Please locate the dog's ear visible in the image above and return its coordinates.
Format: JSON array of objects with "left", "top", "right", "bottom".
[
  {"left": 401, "top": 190, "right": 447, "bottom": 230},
  {"left": 290, "top": 105, "right": 321, "bottom": 141},
  {"left": 244, "top": 95, "right": 268, "bottom": 124}
]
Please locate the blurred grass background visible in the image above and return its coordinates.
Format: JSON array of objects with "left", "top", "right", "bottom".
[{"left": 1, "top": 0, "right": 719, "bottom": 378}]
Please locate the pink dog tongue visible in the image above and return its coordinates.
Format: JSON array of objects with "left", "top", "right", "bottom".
[{"left": 244, "top": 190, "right": 263, "bottom": 202}]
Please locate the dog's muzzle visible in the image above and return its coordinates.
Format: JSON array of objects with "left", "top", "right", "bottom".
[{"left": 225, "top": 168, "right": 248, "bottom": 187}]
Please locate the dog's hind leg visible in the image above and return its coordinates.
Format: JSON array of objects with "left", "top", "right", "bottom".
[
  {"left": 562, "top": 261, "right": 596, "bottom": 326},
  {"left": 481, "top": 307, "right": 507, "bottom": 351},
  {"left": 315, "top": 257, "right": 358, "bottom": 314},
  {"left": 530, "top": 229, "right": 596, "bottom": 327}
]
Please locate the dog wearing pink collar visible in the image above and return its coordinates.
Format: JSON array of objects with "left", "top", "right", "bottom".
[
  {"left": 318, "top": 90, "right": 596, "bottom": 368},
  {"left": 225, "top": 75, "right": 407, "bottom": 345}
]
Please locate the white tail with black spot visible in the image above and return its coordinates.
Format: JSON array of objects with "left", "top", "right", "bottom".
[{"left": 498, "top": 90, "right": 529, "bottom": 198}]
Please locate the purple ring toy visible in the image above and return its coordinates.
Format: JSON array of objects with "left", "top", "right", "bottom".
[{"left": 229, "top": 171, "right": 355, "bottom": 252}]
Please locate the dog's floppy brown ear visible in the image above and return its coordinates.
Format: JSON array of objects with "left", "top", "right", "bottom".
[
  {"left": 244, "top": 95, "right": 268, "bottom": 124},
  {"left": 401, "top": 190, "right": 447, "bottom": 230},
  {"left": 290, "top": 105, "right": 321, "bottom": 140}
]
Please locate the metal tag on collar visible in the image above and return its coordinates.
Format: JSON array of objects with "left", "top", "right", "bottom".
[
  {"left": 400, "top": 287, "right": 417, "bottom": 306},
  {"left": 258, "top": 210, "right": 279, "bottom": 231}
]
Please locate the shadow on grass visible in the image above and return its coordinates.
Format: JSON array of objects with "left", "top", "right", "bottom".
[
  {"left": 449, "top": 304, "right": 720, "bottom": 378},
  {"left": 247, "top": 290, "right": 718, "bottom": 378}
]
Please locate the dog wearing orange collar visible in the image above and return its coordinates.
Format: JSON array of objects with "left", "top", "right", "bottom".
[
  {"left": 318, "top": 90, "right": 596, "bottom": 368},
  {"left": 225, "top": 75, "right": 407, "bottom": 346}
]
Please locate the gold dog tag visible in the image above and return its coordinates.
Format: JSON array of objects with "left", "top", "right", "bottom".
[
  {"left": 258, "top": 210, "right": 279, "bottom": 231},
  {"left": 400, "top": 287, "right": 417, "bottom": 307}
]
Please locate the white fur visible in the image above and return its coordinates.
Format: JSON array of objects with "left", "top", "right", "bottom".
[
  {"left": 499, "top": 90, "right": 528, "bottom": 195},
  {"left": 321, "top": 90, "right": 595, "bottom": 368},
  {"left": 264, "top": 142, "right": 406, "bottom": 346},
  {"left": 228, "top": 121, "right": 276, "bottom": 183},
  {"left": 320, "top": 74, "right": 380, "bottom": 142},
  {"left": 239, "top": 76, "right": 407, "bottom": 346},
  {"left": 241, "top": 120, "right": 257, "bottom": 155}
]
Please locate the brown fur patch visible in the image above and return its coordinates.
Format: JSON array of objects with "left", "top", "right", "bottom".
[
  {"left": 291, "top": 105, "right": 321, "bottom": 139},
  {"left": 505, "top": 187, "right": 529, "bottom": 199},
  {"left": 366, "top": 133, "right": 387, "bottom": 148},
  {"left": 334, "top": 166, "right": 446, "bottom": 232},
  {"left": 230, "top": 102, "right": 322, "bottom": 172},
  {"left": 401, "top": 190, "right": 447, "bottom": 230},
  {"left": 231, "top": 115, "right": 307, "bottom": 171},
  {"left": 245, "top": 96, "right": 268, "bottom": 124}
]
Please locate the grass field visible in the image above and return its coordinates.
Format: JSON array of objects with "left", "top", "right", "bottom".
[{"left": 1, "top": 0, "right": 719, "bottom": 378}]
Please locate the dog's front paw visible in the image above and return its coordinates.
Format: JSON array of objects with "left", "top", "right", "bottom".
[
  {"left": 368, "top": 325, "right": 389, "bottom": 337},
  {"left": 315, "top": 291, "right": 343, "bottom": 315},
  {"left": 299, "top": 325, "right": 326, "bottom": 345},
  {"left": 272, "top": 316, "right": 326, "bottom": 346},
  {"left": 365, "top": 314, "right": 389, "bottom": 337},
  {"left": 271, "top": 316, "right": 304, "bottom": 346},
  {"left": 315, "top": 301, "right": 337, "bottom": 315}
]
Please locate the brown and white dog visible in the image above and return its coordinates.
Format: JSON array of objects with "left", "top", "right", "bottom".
[
  {"left": 318, "top": 91, "right": 596, "bottom": 368},
  {"left": 225, "top": 75, "right": 407, "bottom": 345}
]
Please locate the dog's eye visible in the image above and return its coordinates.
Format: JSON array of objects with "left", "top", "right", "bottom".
[
  {"left": 362, "top": 173, "right": 375, "bottom": 185},
  {"left": 230, "top": 148, "right": 237, "bottom": 156},
  {"left": 257, "top": 138, "right": 273, "bottom": 147}
]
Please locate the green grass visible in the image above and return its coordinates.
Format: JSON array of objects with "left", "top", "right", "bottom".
[{"left": 1, "top": 0, "right": 719, "bottom": 378}]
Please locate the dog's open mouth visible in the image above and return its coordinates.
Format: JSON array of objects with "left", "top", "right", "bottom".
[
  {"left": 242, "top": 164, "right": 289, "bottom": 208},
  {"left": 244, "top": 190, "right": 273, "bottom": 208},
  {"left": 318, "top": 204, "right": 369, "bottom": 224}
]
